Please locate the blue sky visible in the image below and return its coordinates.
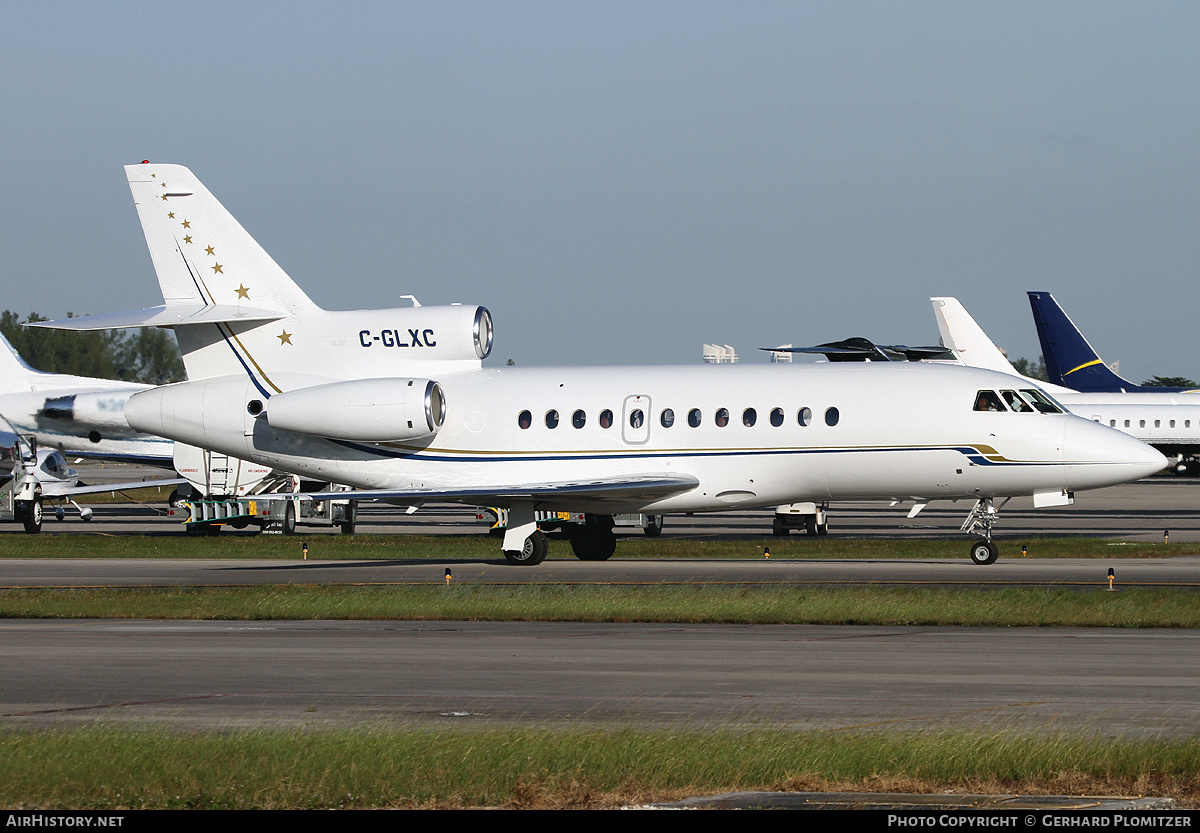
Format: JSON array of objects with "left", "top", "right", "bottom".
[{"left": 2, "top": 2, "right": 1198, "bottom": 379}]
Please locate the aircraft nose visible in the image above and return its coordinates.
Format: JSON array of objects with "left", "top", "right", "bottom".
[{"left": 1063, "top": 417, "right": 1166, "bottom": 491}]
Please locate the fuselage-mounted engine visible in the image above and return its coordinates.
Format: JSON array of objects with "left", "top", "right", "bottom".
[{"left": 264, "top": 377, "right": 446, "bottom": 443}]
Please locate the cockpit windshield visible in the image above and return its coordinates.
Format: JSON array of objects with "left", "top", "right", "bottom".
[
  {"left": 1019, "top": 388, "right": 1065, "bottom": 414},
  {"left": 1000, "top": 390, "right": 1035, "bottom": 413}
]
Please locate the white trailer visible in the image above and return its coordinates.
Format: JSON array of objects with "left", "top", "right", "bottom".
[{"left": 169, "top": 489, "right": 357, "bottom": 535}]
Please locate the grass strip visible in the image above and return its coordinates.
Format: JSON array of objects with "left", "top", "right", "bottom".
[
  {"left": 1, "top": 585, "right": 1198, "bottom": 627},
  {"left": 1, "top": 534, "right": 1197, "bottom": 560},
  {"left": 2, "top": 727, "right": 1198, "bottom": 809}
]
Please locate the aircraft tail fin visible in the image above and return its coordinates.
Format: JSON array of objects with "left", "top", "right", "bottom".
[
  {"left": 125, "top": 163, "right": 314, "bottom": 313},
  {"left": 929, "top": 297, "right": 1020, "bottom": 375},
  {"left": 1027, "top": 292, "right": 1135, "bottom": 392},
  {"left": 0, "top": 331, "right": 40, "bottom": 394},
  {"left": 121, "top": 163, "right": 320, "bottom": 383}
]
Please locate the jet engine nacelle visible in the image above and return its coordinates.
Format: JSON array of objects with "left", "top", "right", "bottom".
[{"left": 265, "top": 378, "right": 446, "bottom": 442}]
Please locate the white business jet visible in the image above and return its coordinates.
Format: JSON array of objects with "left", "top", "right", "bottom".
[
  {"left": 0, "top": 331, "right": 171, "bottom": 465},
  {"left": 0, "top": 329, "right": 276, "bottom": 503},
  {"left": 932, "top": 297, "right": 1200, "bottom": 475},
  {"left": 34, "top": 164, "right": 1164, "bottom": 564}
]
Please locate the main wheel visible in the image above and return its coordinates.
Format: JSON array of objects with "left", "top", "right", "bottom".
[
  {"left": 643, "top": 515, "right": 664, "bottom": 537},
  {"left": 505, "top": 530, "right": 548, "bottom": 565},
  {"left": 569, "top": 528, "right": 617, "bottom": 561},
  {"left": 339, "top": 501, "right": 357, "bottom": 535},
  {"left": 21, "top": 498, "right": 42, "bottom": 534},
  {"left": 970, "top": 540, "right": 999, "bottom": 565}
]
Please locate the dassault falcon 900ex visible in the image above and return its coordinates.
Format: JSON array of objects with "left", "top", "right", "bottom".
[{"left": 36, "top": 163, "right": 1165, "bottom": 565}]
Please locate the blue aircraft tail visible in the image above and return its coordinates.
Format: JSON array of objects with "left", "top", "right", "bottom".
[{"left": 1028, "top": 291, "right": 1195, "bottom": 393}]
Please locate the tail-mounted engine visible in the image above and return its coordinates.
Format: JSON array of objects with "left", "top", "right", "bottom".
[{"left": 265, "top": 378, "right": 446, "bottom": 442}]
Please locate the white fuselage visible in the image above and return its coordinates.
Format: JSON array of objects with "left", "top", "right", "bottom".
[
  {"left": 0, "top": 377, "right": 173, "bottom": 464},
  {"left": 123, "top": 362, "right": 1165, "bottom": 513}
]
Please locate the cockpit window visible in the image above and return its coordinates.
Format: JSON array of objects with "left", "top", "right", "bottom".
[
  {"left": 973, "top": 390, "right": 1006, "bottom": 412},
  {"left": 1000, "top": 390, "right": 1034, "bottom": 413},
  {"left": 1020, "top": 389, "right": 1064, "bottom": 414}
]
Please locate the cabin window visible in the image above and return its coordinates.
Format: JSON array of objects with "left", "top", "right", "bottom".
[
  {"left": 1110, "top": 420, "right": 1117, "bottom": 427},
  {"left": 660, "top": 408, "right": 675, "bottom": 428},
  {"left": 688, "top": 408, "right": 702, "bottom": 428},
  {"left": 715, "top": 408, "right": 730, "bottom": 428},
  {"left": 798, "top": 407, "right": 812, "bottom": 427},
  {"left": 572, "top": 409, "right": 586, "bottom": 429},
  {"left": 1139, "top": 420, "right": 1146, "bottom": 428},
  {"left": 629, "top": 409, "right": 644, "bottom": 429},
  {"left": 825, "top": 407, "right": 840, "bottom": 426},
  {"left": 1124, "top": 420, "right": 1131, "bottom": 428},
  {"left": 974, "top": 391, "right": 1006, "bottom": 412},
  {"left": 770, "top": 407, "right": 784, "bottom": 427},
  {"left": 1188, "top": 420, "right": 1192, "bottom": 429},
  {"left": 599, "top": 409, "right": 613, "bottom": 428},
  {"left": 1155, "top": 420, "right": 1161, "bottom": 428},
  {"left": 545, "top": 410, "right": 560, "bottom": 429},
  {"left": 1171, "top": 420, "right": 1176, "bottom": 428},
  {"left": 742, "top": 408, "right": 757, "bottom": 427},
  {"left": 518, "top": 410, "right": 532, "bottom": 429}
]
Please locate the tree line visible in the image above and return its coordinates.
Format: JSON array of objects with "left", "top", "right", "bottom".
[{"left": 0, "top": 311, "right": 185, "bottom": 385}]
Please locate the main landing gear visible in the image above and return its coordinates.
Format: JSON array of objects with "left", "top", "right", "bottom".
[
  {"left": 501, "top": 506, "right": 620, "bottom": 565},
  {"left": 960, "top": 497, "right": 1009, "bottom": 565}
]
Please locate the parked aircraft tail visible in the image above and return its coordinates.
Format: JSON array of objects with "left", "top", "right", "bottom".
[
  {"left": 0, "top": 332, "right": 39, "bottom": 391},
  {"left": 34, "top": 163, "right": 493, "bottom": 388},
  {"left": 1027, "top": 291, "right": 1180, "bottom": 393},
  {"left": 929, "top": 297, "right": 1021, "bottom": 375}
]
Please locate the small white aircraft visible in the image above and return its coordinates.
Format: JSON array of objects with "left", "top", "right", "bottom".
[
  {"left": 932, "top": 297, "right": 1200, "bottom": 475},
  {"left": 35, "top": 164, "right": 1165, "bottom": 564},
  {"left": 1, "top": 424, "right": 185, "bottom": 532}
]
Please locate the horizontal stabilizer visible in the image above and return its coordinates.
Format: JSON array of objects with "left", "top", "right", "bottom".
[{"left": 28, "top": 305, "right": 285, "bottom": 332}]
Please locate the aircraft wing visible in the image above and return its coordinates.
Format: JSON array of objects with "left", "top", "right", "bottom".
[
  {"left": 300, "top": 473, "right": 701, "bottom": 509},
  {"left": 38, "top": 477, "right": 187, "bottom": 498}
]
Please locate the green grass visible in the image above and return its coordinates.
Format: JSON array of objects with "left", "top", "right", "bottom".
[
  {"left": 1, "top": 532, "right": 1197, "bottom": 560},
  {"left": 2, "top": 728, "right": 1198, "bottom": 809},
  {"left": 0, "top": 584, "right": 1197, "bottom": 627}
]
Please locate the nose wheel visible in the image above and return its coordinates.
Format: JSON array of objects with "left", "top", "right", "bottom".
[
  {"left": 961, "top": 497, "right": 1008, "bottom": 565},
  {"left": 969, "top": 540, "right": 999, "bottom": 565}
]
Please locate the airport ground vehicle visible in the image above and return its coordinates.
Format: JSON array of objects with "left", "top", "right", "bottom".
[{"left": 169, "top": 488, "right": 357, "bottom": 535}]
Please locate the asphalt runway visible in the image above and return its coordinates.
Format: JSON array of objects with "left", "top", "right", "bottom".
[
  {"left": 2, "top": 475, "right": 1199, "bottom": 737},
  {"left": 3, "top": 620, "right": 1200, "bottom": 737}
]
